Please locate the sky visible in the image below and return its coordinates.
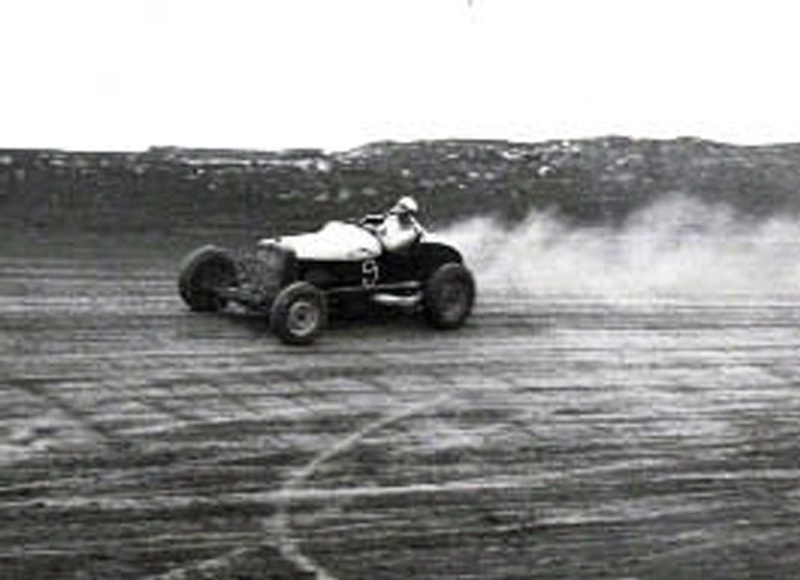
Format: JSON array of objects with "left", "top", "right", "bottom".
[{"left": 2, "top": 0, "right": 800, "bottom": 152}]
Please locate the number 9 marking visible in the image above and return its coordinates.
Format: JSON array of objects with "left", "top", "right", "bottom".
[{"left": 362, "top": 259, "right": 379, "bottom": 288}]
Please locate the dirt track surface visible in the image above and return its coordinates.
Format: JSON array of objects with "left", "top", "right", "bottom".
[{"left": 2, "top": 235, "right": 800, "bottom": 579}]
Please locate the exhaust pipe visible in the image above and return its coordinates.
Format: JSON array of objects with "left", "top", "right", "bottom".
[{"left": 371, "top": 292, "right": 422, "bottom": 309}]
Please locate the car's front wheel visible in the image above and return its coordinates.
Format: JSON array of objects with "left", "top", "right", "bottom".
[
  {"left": 423, "top": 262, "right": 475, "bottom": 329},
  {"left": 178, "top": 245, "right": 238, "bottom": 312},
  {"left": 270, "top": 281, "right": 328, "bottom": 345}
]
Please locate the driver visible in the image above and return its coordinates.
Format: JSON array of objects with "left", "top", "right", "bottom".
[{"left": 363, "top": 196, "right": 426, "bottom": 252}]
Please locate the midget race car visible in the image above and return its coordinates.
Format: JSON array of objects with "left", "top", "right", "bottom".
[{"left": 177, "top": 216, "right": 476, "bottom": 344}]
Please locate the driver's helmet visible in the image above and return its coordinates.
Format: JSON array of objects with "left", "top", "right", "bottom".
[{"left": 390, "top": 196, "right": 419, "bottom": 216}]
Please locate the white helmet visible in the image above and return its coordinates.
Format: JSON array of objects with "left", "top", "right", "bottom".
[{"left": 391, "top": 196, "right": 419, "bottom": 215}]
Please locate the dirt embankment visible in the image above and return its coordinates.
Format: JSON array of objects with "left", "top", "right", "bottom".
[{"left": 3, "top": 138, "right": 800, "bottom": 235}]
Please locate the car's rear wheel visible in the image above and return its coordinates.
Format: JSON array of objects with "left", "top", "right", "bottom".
[
  {"left": 270, "top": 281, "right": 327, "bottom": 345},
  {"left": 423, "top": 262, "right": 475, "bottom": 329},
  {"left": 178, "top": 245, "right": 237, "bottom": 312}
]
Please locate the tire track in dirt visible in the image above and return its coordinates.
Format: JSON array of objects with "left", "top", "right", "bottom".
[
  {"left": 5, "top": 378, "right": 120, "bottom": 453},
  {"left": 267, "top": 394, "right": 452, "bottom": 580},
  {"left": 145, "top": 359, "right": 453, "bottom": 580}
]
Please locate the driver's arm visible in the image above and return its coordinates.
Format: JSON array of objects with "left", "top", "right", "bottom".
[{"left": 409, "top": 215, "right": 426, "bottom": 238}]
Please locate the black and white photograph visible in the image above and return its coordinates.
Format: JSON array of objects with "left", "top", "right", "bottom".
[{"left": 2, "top": 1, "right": 800, "bottom": 578}]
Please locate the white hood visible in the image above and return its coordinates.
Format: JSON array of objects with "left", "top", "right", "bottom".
[{"left": 259, "top": 221, "right": 382, "bottom": 261}]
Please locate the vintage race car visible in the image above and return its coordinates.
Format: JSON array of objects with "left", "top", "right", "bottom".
[{"left": 177, "top": 217, "right": 476, "bottom": 344}]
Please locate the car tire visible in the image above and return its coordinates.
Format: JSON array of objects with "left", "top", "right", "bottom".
[
  {"left": 270, "top": 281, "right": 328, "bottom": 345},
  {"left": 423, "top": 262, "right": 475, "bottom": 329},
  {"left": 178, "top": 245, "right": 237, "bottom": 312}
]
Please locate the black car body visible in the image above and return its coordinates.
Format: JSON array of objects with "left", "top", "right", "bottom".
[{"left": 178, "top": 220, "right": 476, "bottom": 344}]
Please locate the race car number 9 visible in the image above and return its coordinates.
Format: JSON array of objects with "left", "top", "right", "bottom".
[{"left": 362, "top": 259, "right": 379, "bottom": 288}]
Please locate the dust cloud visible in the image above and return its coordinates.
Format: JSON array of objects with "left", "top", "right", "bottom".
[{"left": 438, "top": 195, "right": 800, "bottom": 299}]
